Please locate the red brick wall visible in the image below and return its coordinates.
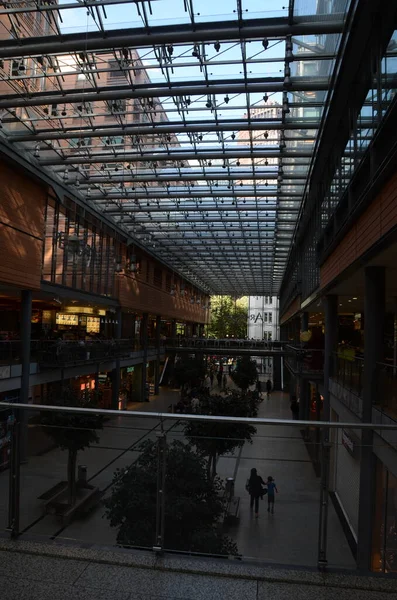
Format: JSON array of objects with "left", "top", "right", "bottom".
[
  {"left": 320, "top": 171, "right": 397, "bottom": 289},
  {"left": 0, "top": 160, "right": 46, "bottom": 290}
]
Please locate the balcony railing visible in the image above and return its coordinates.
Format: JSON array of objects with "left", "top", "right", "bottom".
[
  {"left": 376, "top": 362, "right": 397, "bottom": 419},
  {"left": 0, "top": 338, "right": 163, "bottom": 371},
  {"left": 332, "top": 353, "right": 364, "bottom": 399},
  {"left": 0, "top": 402, "right": 396, "bottom": 573},
  {"left": 284, "top": 344, "right": 324, "bottom": 377},
  {"left": 165, "top": 338, "right": 285, "bottom": 351}
]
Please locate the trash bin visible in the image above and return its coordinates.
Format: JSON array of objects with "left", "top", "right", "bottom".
[{"left": 225, "top": 477, "right": 234, "bottom": 500}]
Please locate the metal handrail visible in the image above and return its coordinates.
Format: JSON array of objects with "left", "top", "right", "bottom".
[{"left": 1, "top": 401, "right": 397, "bottom": 431}]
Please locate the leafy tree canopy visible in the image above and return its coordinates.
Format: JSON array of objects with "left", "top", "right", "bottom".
[
  {"left": 173, "top": 355, "right": 206, "bottom": 389},
  {"left": 40, "top": 386, "right": 103, "bottom": 452},
  {"left": 184, "top": 391, "right": 259, "bottom": 477},
  {"left": 231, "top": 355, "right": 258, "bottom": 392},
  {"left": 208, "top": 296, "right": 248, "bottom": 339},
  {"left": 104, "top": 439, "right": 238, "bottom": 556}
]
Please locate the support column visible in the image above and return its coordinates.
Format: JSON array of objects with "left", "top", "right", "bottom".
[
  {"left": 170, "top": 319, "right": 177, "bottom": 340},
  {"left": 141, "top": 312, "right": 149, "bottom": 401},
  {"left": 20, "top": 290, "right": 32, "bottom": 463},
  {"left": 323, "top": 295, "right": 338, "bottom": 423},
  {"left": 357, "top": 267, "right": 385, "bottom": 571},
  {"left": 301, "top": 311, "right": 309, "bottom": 334},
  {"left": 154, "top": 315, "right": 161, "bottom": 395},
  {"left": 111, "top": 307, "right": 122, "bottom": 410},
  {"left": 273, "top": 355, "right": 282, "bottom": 390},
  {"left": 299, "top": 378, "right": 309, "bottom": 420}
]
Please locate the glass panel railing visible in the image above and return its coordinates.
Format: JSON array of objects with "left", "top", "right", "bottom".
[
  {"left": 376, "top": 363, "right": 397, "bottom": 420},
  {"left": 0, "top": 403, "right": 396, "bottom": 573},
  {"left": 332, "top": 352, "right": 364, "bottom": 413}
]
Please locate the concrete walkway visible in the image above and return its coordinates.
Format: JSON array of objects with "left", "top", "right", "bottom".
[
  {"left": 208, "top": 374, "right": 355, "bottom": 569},
  {"left": 0, "top": 538, "right": 394, "bottom": 600}
]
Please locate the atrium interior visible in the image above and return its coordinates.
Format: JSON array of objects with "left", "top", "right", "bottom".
[{"left": 0, "top": 0, "right": 397, "bottom": 597}]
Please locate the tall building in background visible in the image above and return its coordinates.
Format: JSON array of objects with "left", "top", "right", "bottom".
[{"left": 247, "top": 295, "right": 279, "bottom": 378}]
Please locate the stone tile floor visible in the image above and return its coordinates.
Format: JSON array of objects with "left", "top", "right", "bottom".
[{"left": 0, "top": 539, "right": 395, "bottom": 600}]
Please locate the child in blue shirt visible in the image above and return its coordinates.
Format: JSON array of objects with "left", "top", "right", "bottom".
[{"left": 266, "top": 476, "right": 278, "bottom": 514}]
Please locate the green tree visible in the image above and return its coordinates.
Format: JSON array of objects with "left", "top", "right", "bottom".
[
  {"left": 184, "top": 391, "right": 259, "bottom": 478},
  {"left": 208, "top": 295, "right": 248, "bottom": 338},
  {"left": 173, "top": 355, "right": 206, "bottom": 390},
  {"left": 231, "top": 355, "right": 258, "bottom": 392},
  {"left": 104, "top": 439, "right": 238, "bottom": 555},
  {"left": 40, "top": 386, "right": 103, "bottom": 506}
]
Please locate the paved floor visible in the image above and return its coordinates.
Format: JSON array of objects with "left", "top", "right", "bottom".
[
  {"left": 0, "top": 538, "right": 394, "bottom": 600},
  {"left": 0, "top": 377, "right": 355, "bottom": 570}
]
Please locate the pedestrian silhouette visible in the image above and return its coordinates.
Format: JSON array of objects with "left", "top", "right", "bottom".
[
  {"left": 266, "top": 476, "right": 278, "bottom": 514},
  {"left": 246, "top": 468, "right": 266, "bottom": 517}
]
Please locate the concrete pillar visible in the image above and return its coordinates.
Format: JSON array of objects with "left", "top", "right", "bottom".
[
  {"left": 323, "top": 295, "right": 338, "bottom": 423},
  {"left": 20, "top": 290, "right": 32, "bottom": 462},
  {"left": 357, "top": 267, "right": 385, "bottom": 571},
  {"left": 111, "top": 307, "right": 122, "bottom": 410},
  {"left": 141, "top": 312, "right": 149, "bottom": 401},
  {"left": 299, "top": 378, "right": 309, "bottom": 420},
  {"left": 154, "top": 315, "right": 161, "bottom": 395},
  {"left": 273, "top": 355, "right": 282, "bottom": 390},
  {"left": 301, "top": 311, "right": 309, "bottom": 334},
  {"left": 171, "top": 319, "right": 177, "bottom": 339}
]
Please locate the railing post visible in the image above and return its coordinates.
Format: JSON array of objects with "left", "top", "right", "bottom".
[
  {"left": 154, "top": 430, "right": 167, "bottom": 553},
  {"left": 111, "top": 308, "right": 122, "bottom": 410},
  {"left": 317, "top": 430, "right": 331, "bottom": 571},
  {"left": 154, "top": 315, "right": 161, "bottom": 395},
  {"left": 7, "top": 415, "right": 20, "bottom": 538},
  {"left": 20, "top": 290, "right": 32, "bottom": 463}
]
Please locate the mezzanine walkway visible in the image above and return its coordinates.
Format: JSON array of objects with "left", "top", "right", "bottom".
[{"left": 165, "top": 338, "right": 285, "bottom": 357}]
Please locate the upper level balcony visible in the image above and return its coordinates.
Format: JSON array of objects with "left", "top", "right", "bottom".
[
  {"left": 284, "top": 344, "right": 325, "bottom": 379},
  {"left": 331, "top": 353, "right": 397, "bottom": 425},
  {"left": 0, "top": 338, "right": 163, "bottom": 383}
]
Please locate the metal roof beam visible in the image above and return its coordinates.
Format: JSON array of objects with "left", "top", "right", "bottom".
[
  {"left": 9, "top": 121, "right": 321, "bottom": 142},
  {"left": 0, "top": 77, "right": 329, "bottom": 110},
  {"left": 40, "top": 150, "right": 313, "bottom": 165},
  {"left": 102, "top": 206, "right": 299, "bottom": 213},
  {"left": 85, "top": 190, "right": 303, "bottom": 199},
  {"left": 71, "top": 173, "right": 307, "bottom": 184},
  {"left": 0, "top": 16, "right": 346, "bottom": 59}
]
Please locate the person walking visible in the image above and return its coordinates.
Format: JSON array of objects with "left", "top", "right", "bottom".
[
  {"left": 266, "top": 379, "right": 272, "bottom": 398},
  {"left": 290, "top": 395, "right": 299, "bottom": 420},
  {"left": 204, "top": 374, "right": 211, "bottom": 393},
  {"left": 266, "top": 476, "right": 278, "bottom": 514},
  {"left": 217, "top": 371, "right": 222, "bottom": 388},
  {"left": 222, "top": 373, "right": 227, "bottom": 391},
  {"left": 246, "top": 468, "right": 266, "bottom": 517},
  {"left": 256, "top": 378, "right": 262, "bottom": 398},
  {"left": 209, "top": 371, "right": 214, "bottom": 387}
]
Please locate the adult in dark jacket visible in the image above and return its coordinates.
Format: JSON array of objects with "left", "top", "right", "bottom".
[{"left": 247, "top": 467, "right": 266, "bottom": 517}]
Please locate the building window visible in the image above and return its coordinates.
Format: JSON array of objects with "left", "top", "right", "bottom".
[
  {"left": 268, "top": 296, "right": 272, "bottom": 305},
  {"left": 268, "top": 332, "right": 272, "bottom": 341},
  {"left": 269, "top": 312, "right": 272, "bottom": 323},
  {"left": 264, "top": 312, "right": 268, "bottom": 322}
]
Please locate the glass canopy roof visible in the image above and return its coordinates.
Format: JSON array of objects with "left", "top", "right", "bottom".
[{"left": 0, "top": 0, "right": 351, "bottom": 295}]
